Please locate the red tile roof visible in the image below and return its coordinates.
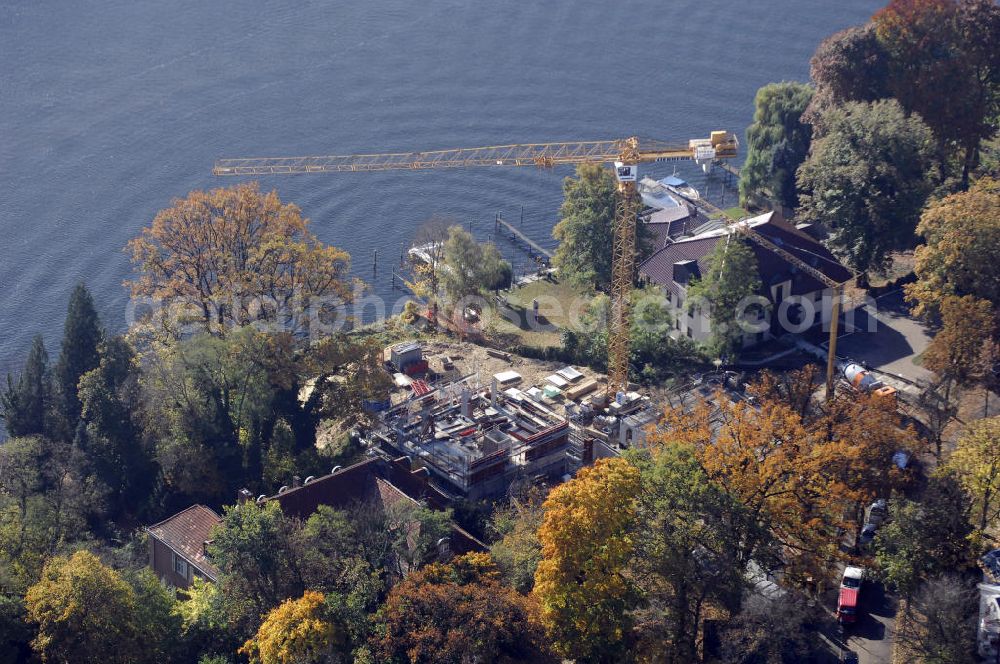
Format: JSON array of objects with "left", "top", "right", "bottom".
[{"left": 147, "top": 505, "right": 221, "bottom": 580}]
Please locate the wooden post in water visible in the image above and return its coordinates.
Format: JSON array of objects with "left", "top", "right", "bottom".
[{"left": 373, "top": 249, "right": 378, "bottom": 275}]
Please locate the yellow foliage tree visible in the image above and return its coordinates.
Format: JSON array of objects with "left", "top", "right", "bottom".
[
  {"left": 239, "top": 590, "right": 343, "bottom": 664},
  {"left": 945, "top": 416, "right": 1000, "bottom": 532},
  {"left": 906, "top": 176, "right": 1000, "bottom": 320},
  {"left": 24, "top": 551, "right": 139, "bottom": 664},
  {"left": 533, "top": 457, "right": 641, "bottom": 662}
]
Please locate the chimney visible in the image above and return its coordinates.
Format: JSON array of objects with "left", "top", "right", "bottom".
[
  {"left": 292, "top": 475, "right": 302, "bottom": 489},
  {"left": 491, "top": 377, "right": 499, "bottom": 407},
  {"left": 237, "top": 488, "right": 252, "bottom": 505}
]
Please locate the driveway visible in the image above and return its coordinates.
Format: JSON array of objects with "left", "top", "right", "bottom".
[
  {"left": 820, "top": 580, "right": 896, "bottom": 664},
  {"left": 834, "top": 290, "right": 934, "bottom": 385},
  {"left": 845, "top": 581, "right": 896, "bottom": 664}
]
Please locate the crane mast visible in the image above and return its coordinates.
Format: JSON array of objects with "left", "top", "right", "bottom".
[{"left": 214, "top": 132, "right": 739, "bottom": 394}]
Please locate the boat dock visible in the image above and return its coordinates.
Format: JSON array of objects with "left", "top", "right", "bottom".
[{"left": 494, "top": 213, "right": 552, "bottom": 260}]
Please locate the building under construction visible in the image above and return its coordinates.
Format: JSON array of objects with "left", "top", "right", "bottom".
[{"left": 368, "top": 375, "right": 571, "bottom": 500}]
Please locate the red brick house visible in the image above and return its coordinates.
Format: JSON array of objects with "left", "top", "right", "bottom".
[{"left": 146, "top": 504, "right": 221, "bottom": 589}]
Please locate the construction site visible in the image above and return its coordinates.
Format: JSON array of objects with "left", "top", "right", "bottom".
[{"left": 362, "top": 339, "right": 662, "bottom": 500}]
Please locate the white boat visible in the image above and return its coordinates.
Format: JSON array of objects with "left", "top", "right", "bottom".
[
  {"left": 638, "top": 177, "right": 686, "bottom": 212},
  {"left": 407, "top": 241, "right": 443, "bottom": 265},
  {"left": 660, "top": 174, "right": 700, "bottom": 201}
]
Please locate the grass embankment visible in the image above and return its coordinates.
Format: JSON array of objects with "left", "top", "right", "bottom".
[{"left": 488, "top": 277, "right": 593, "bottom": 350}]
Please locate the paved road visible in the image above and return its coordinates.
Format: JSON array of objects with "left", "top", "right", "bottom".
[{"left": 840, "top": 581, "right": 896, "bottom": 664}]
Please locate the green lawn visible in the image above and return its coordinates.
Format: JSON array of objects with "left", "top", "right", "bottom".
[
  {"left": 487, "top": 277, "right": 593, "bottom": 349},
  {"left": 723, "top": 206, "right": 748, "bottom": 220}
]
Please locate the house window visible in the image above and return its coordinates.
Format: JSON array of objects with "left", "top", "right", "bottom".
[
  {"left": 686, "top": 327, "right": 692, "bottom": 338},
  {"left": 173, "top": 554, "right": 188, "bottom": 579}
]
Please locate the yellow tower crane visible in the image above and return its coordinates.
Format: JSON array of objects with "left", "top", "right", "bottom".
[{"left": 214, "top": 132, "right": 739, "bottom": 394}]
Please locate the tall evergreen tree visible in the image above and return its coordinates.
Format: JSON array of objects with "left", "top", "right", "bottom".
[
  {"left": 1, "top": 335, "right": 52, "bottom": 438},
  {"left": 54, "top": 283, "right": 103, "bottom": 433}
]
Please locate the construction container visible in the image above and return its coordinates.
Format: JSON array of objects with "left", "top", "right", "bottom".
[{"left": 389, "top": 342, "right": 422, "bottom": 372}]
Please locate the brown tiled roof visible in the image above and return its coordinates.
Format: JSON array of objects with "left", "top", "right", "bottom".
[
  {"left": 147, "top": 505, "right": 221, "bottom": 580},
  {"left": 639, "top": 213, "right": 852, "bottom": 300},
  {"left": 271, "top": 458, "right": 486, "bottom": 553}
]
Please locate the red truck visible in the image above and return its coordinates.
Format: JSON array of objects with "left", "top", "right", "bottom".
[{"left": 837, "top": 566, "right": 864, "bottom": 624}]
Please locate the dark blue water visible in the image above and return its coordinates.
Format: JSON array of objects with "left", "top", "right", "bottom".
[{"left": 0, "top": 0, "right": 882, "bottom": 374}]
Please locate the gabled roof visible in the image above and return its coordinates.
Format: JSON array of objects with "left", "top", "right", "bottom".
[
  {"left": 271, "top": 458, "right": 486, "bottom": 554},
  {"left": 639, "top": 211, "right": 852, "bottom": 300},
  {"left": 146, "top": 505, "right": 221, "bottom": 580}
]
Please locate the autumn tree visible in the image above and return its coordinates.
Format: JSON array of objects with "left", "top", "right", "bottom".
[
  {"left": 797, "top": 99, "right": 935, "bottom": 275},
  {"left": 127, "top": 182, "right": 352, "bottom": 337},
  {"left": 685, "top": 236, "right": 766, "bottom": 359},
  {"left": 896, "top": 575, "right": 978, "bottom": 664},
  {"left": 240, "top": 590, "right": 344, "bottom": 664},
  {"left": 24, "top": 551, "right": 140, "bottom": 664},
  {"left": 1, "top": 334, "right": 52, "bottom": 438},
  {"left": 628, "top": 445, "right": 747, "bottom": 663},
  {"left": 906, "top": 176, "right": 1000, "bottom": 320},
  {"left": 740, "top": 82, "right": 814, "bottom": 209},
  {"left": 815, "top": 392, "right": 921, "bottom": 527},
  {"left": 534, "top": 457, "right": 641, "bottom": 662},
  {"left": 922, "top": 295, "right": 996, "bottom": 422},
  {"left": 945, "top": 417, "right": 1000, "bottom": 531},
  {"left": 657, "top": 390, "right": 848, "bottom": 586},
  {"left": 805, "top": 24, "right": 890, "bottom": 124},
  {"left": 874, "top": 0, "right": 1000, "bottom": 185},
  {"left": 374, "top": 553, "right": 552, "bottom": 664}
]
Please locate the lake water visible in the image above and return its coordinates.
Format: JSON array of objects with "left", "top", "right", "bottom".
[{"left": 0, "top": 0, "right": 883, "bottom": 374}]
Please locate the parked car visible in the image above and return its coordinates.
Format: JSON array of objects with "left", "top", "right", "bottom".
[
  {"left": 840, "top": 650, "right": 859, "bottom": 664},
  {"left": 893, "top": 450, "right": 911, "bottom": 470},
  {"left": 866, "top": 499, "right": 888, "bottom": 526},
  {"left": 858, "top": 523, "right": 878, "bottom": 550}
]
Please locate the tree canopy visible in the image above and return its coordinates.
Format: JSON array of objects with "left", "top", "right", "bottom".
[
  {"left": 534, "top": 457, "right": 641, "bottom": 662},
  {"left": 240, "top": 590, "right": 343, "bottom": 664},
  {"left": 374, "top": 553, "right": 551, "bottom": 664},
  {"left": 945, "top": 417, "right": 1000, "bottom": 532},
  {"left": 2, "top": 335, "right": 51, "bottom": 439},
  {"left": 685, "top": 236, "right": 765, "bottom": 359},
  {"left": 127, "top": 182, "right": 353, "bottom": 337},
  {"left": 797, "top": 99, "right": 935, "bottom": 274},
  {"left": 439, "top": 226, "right": 507, "bottom": 303},
  {"left": 906, "top": 176, "right": 1000, "bottom": 320},
  {"left": 740, "top": 81, "right": 814, "bottom": 209}
]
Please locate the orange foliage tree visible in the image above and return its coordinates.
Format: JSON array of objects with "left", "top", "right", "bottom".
[
  {"left": 127, "top": 182, "right": 353, "bottom": 336},
  {"left": 372, "top": 552, "right": 551, "bottom": 664},
  {"left": 533, "top": 457, "right": 641, "bottom": 662},
  {"left": 655, "top": 372, "right": 919, "bottom": 587}
]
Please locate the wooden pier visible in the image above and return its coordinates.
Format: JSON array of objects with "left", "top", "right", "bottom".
[{"left": 494, "top": 214, "right": 553, "bottom": 260}]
